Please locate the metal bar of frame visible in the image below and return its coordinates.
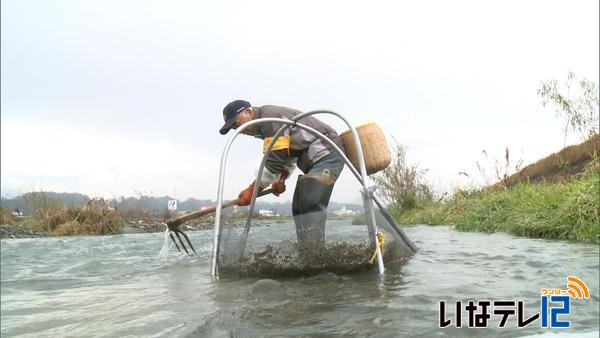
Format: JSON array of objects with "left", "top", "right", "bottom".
[
  {"left": 248, "top": 118, "right": 417, "bottom": 255},
  {"left": 255, "top": 114, "right": 417, "bottom": 254},
  {"left": 211, "top": 118, "right": 283, "bottom": 277},
  {"left": 213, "top": 116, "right": 381, "bottom": 276},
  {"left": 246, "top": 111, "right": 383, "bottom": 274},
  {"left": 211, "top": 110, "right": 414, "bottom": 277}
]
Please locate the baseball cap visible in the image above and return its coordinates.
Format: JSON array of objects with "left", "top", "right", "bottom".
[{"left": 219, "top": 99, "right": 251, "bottom": 135}]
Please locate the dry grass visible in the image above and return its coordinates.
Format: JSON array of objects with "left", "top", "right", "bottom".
[
  {"left": 49, "top": 210, "right": 123, "bottom": 236},
  {"left": 0, "top": 205, "right": 18, "bottom": 225},
  {"left": 3, "top": 195, "right": 125, "bottom": 236},
  {"left": 494, "top": 134, "right": 599, "bottom": 188},
  {"left": 46, "top": 198, "right": 123, "bottom": 236}
]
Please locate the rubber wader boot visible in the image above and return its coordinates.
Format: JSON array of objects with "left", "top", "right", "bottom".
[{"left": 292, "top": 171, "right": 335, "bottom": 256}]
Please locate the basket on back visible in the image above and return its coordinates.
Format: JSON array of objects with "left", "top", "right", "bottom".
[{"left": 340, "top": 122, "right": 391, "bottom": 175}]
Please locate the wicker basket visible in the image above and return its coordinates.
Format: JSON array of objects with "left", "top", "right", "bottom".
[{"left": 340, "top": 122, "right": 391, "bottom": 175}]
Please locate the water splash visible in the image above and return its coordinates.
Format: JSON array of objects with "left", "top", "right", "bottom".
[{"left": 158, "top": 228, "right": 175, "bottom": 260}]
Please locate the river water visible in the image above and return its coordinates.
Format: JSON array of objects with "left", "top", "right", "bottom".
[{"left": 1, "top": 221, "right": 598, "bottom": 337}]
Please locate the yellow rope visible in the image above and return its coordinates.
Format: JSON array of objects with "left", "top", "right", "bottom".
[{"left": 370, "top": 231, "right": 385, "bottom": 264}]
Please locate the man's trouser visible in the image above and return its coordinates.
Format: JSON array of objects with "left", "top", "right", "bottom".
[{"left": 291, "top": 152, "right": 344, "bottom": 251}]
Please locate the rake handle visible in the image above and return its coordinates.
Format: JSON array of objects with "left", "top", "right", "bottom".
[{"left": 167, "top": 188, "right": 274, "bottom": 230}]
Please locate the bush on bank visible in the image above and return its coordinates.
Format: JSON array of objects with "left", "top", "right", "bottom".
[
  {"left": 1, "top": 204, "right": 123, "bottom": 237},
  {"left": 45, "top": 207, "right": 123, "bottom": 236}
]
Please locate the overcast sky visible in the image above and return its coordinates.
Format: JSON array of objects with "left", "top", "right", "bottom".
[{"left": 1, "top": 0, "right": 598, "bottom": 204}]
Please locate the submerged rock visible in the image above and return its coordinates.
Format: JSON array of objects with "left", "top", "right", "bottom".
[
  {"left": 313, "top": 272, "right": 341, "bottom": 281},
  {"left": 251, "top": 279, "right": 286, "bottom": 295}
]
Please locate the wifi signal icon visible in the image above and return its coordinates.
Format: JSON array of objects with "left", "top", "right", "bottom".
[{"left": 566, "top": 276, "right": 590, "bottom": 299}]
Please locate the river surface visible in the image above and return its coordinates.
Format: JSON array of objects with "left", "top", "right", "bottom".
[{"left": 1, "top": 221, "right": 599, "bottom": 337}]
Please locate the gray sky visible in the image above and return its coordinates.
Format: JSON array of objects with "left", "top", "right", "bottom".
[{"left": 1, "top": 0, "right": 599, "bottom": 203}]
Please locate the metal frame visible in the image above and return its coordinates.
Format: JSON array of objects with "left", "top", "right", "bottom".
[{"left": 211, "top": 110, "right": 414, "bottom": 277}]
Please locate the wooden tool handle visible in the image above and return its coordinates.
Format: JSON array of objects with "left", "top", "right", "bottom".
[{"left": 167, "top": 188, "right": 274, "bottom": 230}]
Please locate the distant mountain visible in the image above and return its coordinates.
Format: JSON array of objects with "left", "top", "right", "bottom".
[
  {"left": 0, "top": 192, "right": 363, "bottom": 216},
  {"left": 0, "top": 192, "right": 89, "bottom": 216}
]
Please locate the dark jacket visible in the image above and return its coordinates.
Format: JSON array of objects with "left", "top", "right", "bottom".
[{"left": 253, "top": 105, "right": 345, "bottom": 175}]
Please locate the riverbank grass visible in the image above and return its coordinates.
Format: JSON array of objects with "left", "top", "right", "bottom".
[{"left": 386, "top": 158, "right": 599, "bottom": 242}]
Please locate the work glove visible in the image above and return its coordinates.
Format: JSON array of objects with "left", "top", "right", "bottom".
[
  {"left": 271, "top": 169, "right": 289, "bottom": 197},
  {"left": 237, "top": 180, "right": 262, "bottom": 206}
]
